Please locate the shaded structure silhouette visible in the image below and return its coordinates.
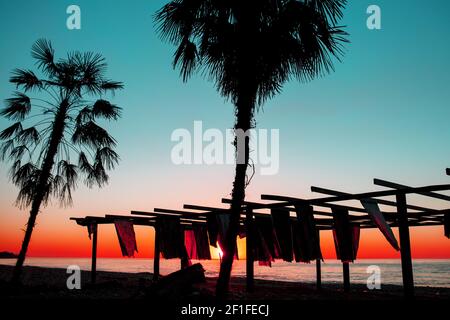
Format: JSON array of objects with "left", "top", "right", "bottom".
[{"left": 71, "top": 169, "right": 450, "bottom": 299}]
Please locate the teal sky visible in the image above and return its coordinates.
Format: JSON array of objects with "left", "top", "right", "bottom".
[{"left": 1, "top": 0, "right": 450, "bottom": 228}]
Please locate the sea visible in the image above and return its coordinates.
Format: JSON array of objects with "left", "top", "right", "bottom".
[{"left": 0, "top": 258, "right": 449, "bottom": 288}]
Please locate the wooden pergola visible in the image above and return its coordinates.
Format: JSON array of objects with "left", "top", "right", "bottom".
[{"left": 71, "top": 169, "right": 450, "bottom": 298}]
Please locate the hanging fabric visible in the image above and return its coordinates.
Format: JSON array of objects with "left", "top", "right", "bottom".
[
  {"left": 249, "top": 222, "right": 273, "bottom": 266},
  {"left": 292, "top": 204, "right": 323, "bottom": 263},
  {"left": 238, "top": 224, "right": 246, "bottom": 239},
  {"left": 215, "top": 213, "right": 239, "bottom": 259},
  {"left": 192, "top": 223, "right": 211, "bottom": 260},
  {"left": 184, "top": 229, "right": 197, "bottom": 259},
  {"left": 361, "top": 199, "right": 400, "bottom": 250},
  {"left": 206, "top": 213, "right": 219, "bottom": 247},
  {"left": 271, "top": 208, "right": 293, "bottom": 262},
  {"left": 216, "top": 213, "right": 230, "bottom": 248},
  {"left": 444, "top": 212, "right": 450, "bottom": 239},
  {"left": 254, "top": 215, "right": 281, "bottom": 260},
  {"left": 114, "top": 220, "right": 138, "bottom": 257},
  {"left": 332, "top": 208, "right": 360, "bottom": 263},
  {"left": 157, "top": 216, "right": 185, "bottom": 259}
]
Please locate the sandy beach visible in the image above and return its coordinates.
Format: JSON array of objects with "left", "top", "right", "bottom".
[{"left": 1, "top": 264, "right": 449, "bottom": 301}]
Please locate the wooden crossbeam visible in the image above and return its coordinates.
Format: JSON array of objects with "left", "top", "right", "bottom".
[
  {"left": 311, "top": 186, "right": 436, "bottom": 212},
  {"left": 222, "top": 197, "right": 370, "bottom": 214},
  {"left": 258, "top": 184, "right": 450, "bottom": 210},
  {"left": 374, "top": 178, "right": 450, "bottom": 202}
]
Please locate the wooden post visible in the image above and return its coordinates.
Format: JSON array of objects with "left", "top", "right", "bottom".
[
  {"left": 91, "top": 223, "right": 98, "bottom": 285},
  {"left": 153, "top": 224, "right": 160, "bottom": 281},
  {"left": 181, "top": 253, "right": 190, "bottom": 269},
  {"left": 343, "top": 262, "right": 350, "bottom": 292},
  {"left": 316, "top": 258, "right": 322, "bottom": 290},
  {"left": 396, "top": 192, "right": 414, "bottom": 299},
  {"left": 246, "top": 207, "right": 254, "bottom": 292}
]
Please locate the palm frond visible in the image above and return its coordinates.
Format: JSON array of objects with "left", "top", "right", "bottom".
[
  {"left": 173, "top": 38, "right": 199, "bottom": 82},
  {"left": 78, "top": 151, "right": 93, "bottom": 174},
  {"left": 101, "top": 80, "right": 124, "bottom": 93},
  {"left": 11, "top": 162, "right": 37, "bottom": 186},
  {"left": 75, "top": 106, "right": 93, "bottom": 124},
  {"left": 57, "top": 160, "right": 78, "bottom": 189},
  {"left": 31, "top": 39, "right": 59, "bottom": 77},
  {"left": 17, "top": 127, "right": 40, "bottom": 145},
  {"left": 10, "top": 69, "right": 42, "bottom": 91},
  {"left": 0, "top": 139, "right": 15, "bottom": 161},
  {"left": 72, "top": 121, "right": 116, "bottom": 148},
  {"left": 92, "top": 99, "right": 121, "bottom": 120},
  {"left": 95, "top": 146, "right": 120, "bottom": 170},
  {"left": 0, "top": 122, "right": 23, "bottom": 140},
  {"left": 10, "top": 145, "right": 30, "bottom": 161},
  {"left": 1, "top": 92, "right": 32, "bottom": 121}
]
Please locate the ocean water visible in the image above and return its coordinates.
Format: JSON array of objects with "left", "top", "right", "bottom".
[{"left": 1, "top": 258, "right": 449, "bottom": 288}]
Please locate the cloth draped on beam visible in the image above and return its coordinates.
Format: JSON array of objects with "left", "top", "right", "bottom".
[
  {"left": 185, "top": 229, "right": 197, "bottom": 260},
  {"left": 206, "top": 214, "right": 219, "bottom": 247},
  {"left": 207, "top": 212, "right": 238, "bottom": 259},
  {"left": 445, "top": 212, "right": 450, "bottom": 239},
  {"left": 185, "top": 224, "right": 211, "bottom": 260},
  {"left": 271, "top": 208, "right": 294, "bottom": 262},
  {"left": 361, "top": 199, "right": 400, "bottom": 251},
  {"left": 292, "top": 204, "right": 323, "bottom": 263},
  {"left": 157, "top": 216, "right": 186, "bottom": 259},
  {"left": 331, "top": 208, "right": 360, "bottom": 263},
  {"left": 114, "top": 220, "right": 138, "bottom": 257},
  {"left": 254, "top": 215, "right": 281, "bottom": 262},
  {"left": 248, "top": 221, "right": 274, "bottom": 266}
]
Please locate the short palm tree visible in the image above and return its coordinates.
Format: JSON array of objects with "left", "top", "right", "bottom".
[
  {"left": 0, "top": 39, "right": 123, "bottom": 283},
  {"left": 155, "top": 0, "right": 348, "bottom": 296}
]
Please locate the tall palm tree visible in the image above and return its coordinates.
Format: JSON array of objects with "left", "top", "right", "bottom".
[
  {"left": 0, "top": 39, "right": 123, "bottom": 283},
  {"left": 155, "top": 0, "right": 348, "bottom": 296}
]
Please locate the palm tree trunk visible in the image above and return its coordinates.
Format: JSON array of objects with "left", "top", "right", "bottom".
[
  {"left": 12, "top": 195, "right": 43, "bottom": 283},
  {"left": 11, "top": 100, "right": 68, "bottom": 284},
  {"left": 216, "top": 96, "right": 253, "bottom": 298}
]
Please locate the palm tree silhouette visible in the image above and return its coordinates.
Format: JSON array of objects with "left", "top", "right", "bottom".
[
  {"left": 0, "top": 39, "right": 123, "bottom": 283},
  {"left": 155, "top": 0, "right": 348, "bottom": 297}
]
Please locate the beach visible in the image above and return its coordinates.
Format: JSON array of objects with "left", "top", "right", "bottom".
[{"left": 1, "top": 264, "right": 449, "bottom": 300}]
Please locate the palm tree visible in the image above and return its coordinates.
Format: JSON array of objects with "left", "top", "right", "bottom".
[
  {"left": 0, "top": 39, "right": 123, "bottom": 283},
  {"left": 155, "top": 0, "right": 348, "bottom": 297}
]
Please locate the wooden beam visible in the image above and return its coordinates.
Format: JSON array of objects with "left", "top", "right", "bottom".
[
  {"left": 222, "top": 198, "right": 362, "bottom": 217},
  {"left": 91, "top": 223, "right": 98, "bottom": 285},
  {"left": 343, "top": 262, "right": 350, "bottom": 293},
  {"left": 153, "top": 224, "right": 160, "bottom": 281},
  {"left": 259, "top": 194, "right": 372, "bottom": 214},
  {"left": 396, "top": 192, "right": 415, "bottom": 299},
  {"left": 246, "top": 207, "right": 254, "bottom": 292},
  {"left": 257, "top": 184, "right": 450, "bottom": 210},
  {"left": 184, "top": 204, "right": 230, "bottom": 213},
  {"left": 311, "top": 186, "right": 437, "bottom": 213},
  {"left": 375, "top": 178, "right": 450, "bottom": 202}
]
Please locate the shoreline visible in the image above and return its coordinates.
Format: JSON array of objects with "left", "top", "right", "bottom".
[{"left": 1, "top": 264, "right": 449, "bottom": 300}]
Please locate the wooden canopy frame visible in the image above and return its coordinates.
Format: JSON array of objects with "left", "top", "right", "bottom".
[{"left": 71, "top": 169, "right": 450, "bottom": 298}]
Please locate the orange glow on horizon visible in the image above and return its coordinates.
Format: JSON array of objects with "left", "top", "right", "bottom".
[{"left": 0, "top": 211, "right": 449, "bottom": 259}]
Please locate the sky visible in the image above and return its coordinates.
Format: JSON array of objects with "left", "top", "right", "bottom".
[{"left": 0, "top": 0, "right": 449, "bottom": 260}]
